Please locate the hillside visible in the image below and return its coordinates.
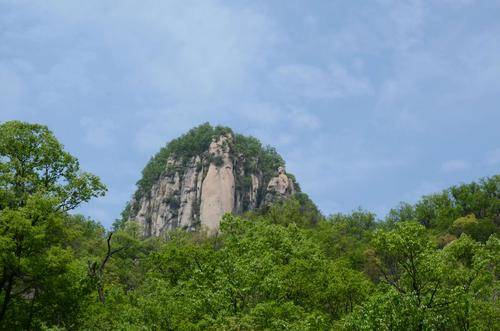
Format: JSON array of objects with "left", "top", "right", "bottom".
[
  {"left": 125, "top": 123, "right": 299, "bottom": 235},
  {"left": 0, "top": 120, "right": 498, "bottom": 330}
]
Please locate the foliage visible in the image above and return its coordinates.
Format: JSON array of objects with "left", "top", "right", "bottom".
[
  {"left": 386, "top": 175, "right": 499, "bottom": 240},
  {"left": 452, "top": 213, "right": 497, "bottom": 242},
  {"left": 247, "top": 192, "right": 323, "bottom": 228},
  {"left": 135, "top": 123, "right": 228, "bottom": 200},
  {"left": 112, "top": 202, "right": 131, "bottom": 231},
  {"left": 313, "top": 208, "right": 377, "bottom": 270},
  {"left": 133, "top": 123, "right": 290, "bottom": 207},
  {"left": 343, "top": 224, "right": 499, "bottom": 330},
  {"left": 0, "top": 121, "right": 106, "bottom": 211},
  {"left": 1, "top": 121, "right": 499, "bottom": 330},
  {"left": 0, "top": 121, "right": 107, "bottom": 329}
]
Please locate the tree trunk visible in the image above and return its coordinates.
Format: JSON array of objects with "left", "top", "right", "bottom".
[{"left": 0, "top": 273, "right": 14, "bottom": 322}]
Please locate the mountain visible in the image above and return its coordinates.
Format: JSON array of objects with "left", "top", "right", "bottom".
[{"left": 126, "top": 123, "right": 299, "bottom": 236}]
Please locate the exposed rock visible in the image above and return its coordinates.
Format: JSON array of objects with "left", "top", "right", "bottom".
[
  {"left": 128, "top": 127, "right": 299, "bottom": 236},
  {"left": 250, "top": 174, "right": 260, "bottom": 207},
  {"left": 264, "top": 166, "right": 296, "bottom": 205},
  {"left": 200, "top": 135, "right": 235, "bottom": 232},
  {"left": 134, "top": 161, "right": 188, "bottom": 236},
  {"left": 178, "top": 156, "right": 200, "bottom": 228}
]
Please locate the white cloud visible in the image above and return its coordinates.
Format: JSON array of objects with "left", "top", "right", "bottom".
[
  {"left": 2, "top": 0, "right": 499, "bottom": 224},
  {"left": 404, "top": 181, "right": 444, "bottom": 202},
  {"left": 237, "top": 103, "right": 321, "bottom": 132},
  {"left": 0, "top": 65, "right": 23, "bottom": 104},
  {"left": 484, "top": 148, "right": 500, "bottom": 166},
  {"left": 272, "top": 63, "right": 372, "bottom": 100},
  {"left": 289, "top": 109, "right": 320, "bottom": 130},
  {"left": 387, "top": 0, "right": 425, "bottom": 52},
  {"left": 124, "top": 1, "right": 275, "bottom": 101},
  {"left": 1, "top": 0, "right": 278, "bottom": 115},
  {"left": 440, "top": 0, "right": 475, "bottom": 7},
  {"left": 80, "top": 117, "right": 117, "bottom": 148},
  {"left": 441, "top": 160, "right": 471, "bottom": 172}
]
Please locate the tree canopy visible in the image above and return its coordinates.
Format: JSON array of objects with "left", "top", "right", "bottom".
[
  {"left": 0, "top": 121, "right": 498, "bottom": 330},
  {"left": 0, "top": 121, "right": 106, "bottom": 328},
  {"left": 133, "top": 123, "right": 288, "bottom": 202}
]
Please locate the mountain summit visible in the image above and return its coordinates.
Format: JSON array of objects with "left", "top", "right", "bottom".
[{"left": 126, "top": 123, "right": 299, "bottom": 236}]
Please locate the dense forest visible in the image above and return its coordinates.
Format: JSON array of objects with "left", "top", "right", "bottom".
[{"left": 0, "top": 120, "right": 498, "bottom": 330}]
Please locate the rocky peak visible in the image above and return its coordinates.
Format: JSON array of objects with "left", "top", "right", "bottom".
[
  {"left": 264, "top": 166, "right": 296, "bottom": 205},
  {"left": 127, "top": 124, "right": 299, "bottom": 236},
  {"left": 208, "top": 133, "right": 231, "bottom": 156},
  {"left": 199, "top": 134, "right": 235, "bottom": 232}
]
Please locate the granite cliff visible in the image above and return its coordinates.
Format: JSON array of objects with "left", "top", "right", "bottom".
[{"left": 126, "top": 124, "right": 298, "bottom": 236}]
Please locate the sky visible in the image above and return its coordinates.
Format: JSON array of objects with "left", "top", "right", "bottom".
[{"left": 1, "top": 0, "right": 499, "bottom": 228}]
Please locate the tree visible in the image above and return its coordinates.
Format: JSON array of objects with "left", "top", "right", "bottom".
[
  {"left": 87, "top": 233, "right": 124, "bottom": 304},
  {"left": 452, "top": 214, "right": 497, "bottom": 242},
  {"left": 0, "top": 121, "right": 106, "bottom": 326},
  {"left": 384, "top": 175, "right": 500, "bottom": 234},
  {"left": 255, "top": 193, "right": 323, "bottom": 228},
  {"left": 344, "top": 222, "right": 498, "bottom": 330}
]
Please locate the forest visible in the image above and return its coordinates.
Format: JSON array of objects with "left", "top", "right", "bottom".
[{"left": 0, "top": 120, "right": 498, "bottom": 330}]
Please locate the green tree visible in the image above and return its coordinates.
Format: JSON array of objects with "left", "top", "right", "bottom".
[
  {"left": 312, "top": 209, "right": 376, "bottom": 270},
  {"left": 384, "top": 175, "right": 499, "bottom": 234},
  {"left": 452, "top": 214, "right": 497, "bottom": 242},
  {"left": 0, "top": 121, "right": 106, "bottom": 327},
  {"left": 252, "top": 193, "right": 323, "bottom": 228},
  {"left": 344, "top": 222, "right": 498, "bottom": 330}
]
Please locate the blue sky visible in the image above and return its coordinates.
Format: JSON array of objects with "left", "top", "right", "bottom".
[{"left": 1, "top": 0, "right": 499, "bottom": 227}]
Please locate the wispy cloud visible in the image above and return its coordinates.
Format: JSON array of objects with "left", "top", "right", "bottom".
[
  {"left": 80, "top": 117, "right": 117, "bottom": 148},
  {"left": 271, "top": 63, "right": 372, "bottom": 100},
  {"left": 1, "top": 0, "right": 499, "bottom": 225},
  {"left": 441, "top": 160, "right": 471, "bottom": 172},
  {"left": 484, "top": 148, "right": 500, "bottom": 166}
]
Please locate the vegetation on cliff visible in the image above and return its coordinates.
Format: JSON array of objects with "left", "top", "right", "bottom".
[
  {"left": 134, "top": 123, "right": 288, "bottom": 202},
  {"left": 0, "top": 121, "right": 498, "bottom": 330},
  {"left": 126, "top": 123, "right": 299, "bottom": 233}
]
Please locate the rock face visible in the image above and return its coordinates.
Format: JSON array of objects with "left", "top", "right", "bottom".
[
  {"left": 264, "top": 166, "right": 296, "bottom": 204},
  {"left": 129, "top": 131, "right": 298, "bottom": 236},
  {"left": 199, "top": 135, "right": 235, "bottom": 231}
]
